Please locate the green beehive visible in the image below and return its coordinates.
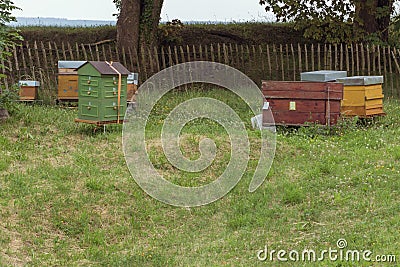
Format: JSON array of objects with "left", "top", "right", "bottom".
[{"left": 76, "top": 61, "right": 131, "bottom": 124}]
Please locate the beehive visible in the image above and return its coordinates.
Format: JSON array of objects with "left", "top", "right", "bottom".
[
  {"left": 336, "top": 76, "right": 385, "bottom": 117},
  {"left": 58, "top": 61, "right": 86, "bottom": 102},
  {"left": 76, "top": 61, "right": 130, "bottom": 125},
  {"left": 262, "top": 81, "right": 343, "bottom": 126},
  {"left": 127, "top": 73, "right": 139, "bottom": 102},
  {"left": 18, "top": 81, "right": 40, "bottom": 100}
]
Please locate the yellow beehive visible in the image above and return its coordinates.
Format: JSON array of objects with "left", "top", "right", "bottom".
[
  {"left": 127, "top": 73, "right": 139, "bottom": 102},
  {"left": 337, "top": 76, "right": 385, "bottom": 117},
  {"left": 57, "top": 61, "right": 86, "bottom": 102}
]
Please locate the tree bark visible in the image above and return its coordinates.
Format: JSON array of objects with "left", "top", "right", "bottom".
[
  {"left": 117, "top": 0, "right": 164, "bottom": 53},
  {"left": 354, "top": 0, "right": 393, "bottom": 41}
]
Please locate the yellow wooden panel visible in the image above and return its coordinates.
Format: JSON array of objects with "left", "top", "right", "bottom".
[
  {"left": 366, "top": 102, "right": 383, "bottom": 109},
  {"left": 341, "top": 84, "right": 384, "bottom": 117},
  {"left": 342, "top": 89, "right": 365, "bottom": 106},
  {"left": 344, "top": 85, "right": 382, "bottom": 91},
  {"left": 365, "top": 85, "right": 383, "bottom": 99},
  {"left": 58, "top": 75, "right": 79, "bottom": 100},
  {"left": 341, "top": 106, "right": 364, "bottom": 116},
  {"left": 366, "top": 107, "right": 385, "bottom": 116}
]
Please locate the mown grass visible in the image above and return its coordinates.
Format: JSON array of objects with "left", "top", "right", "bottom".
[{"left": 0, "top": 88, "right": 399, "bottom": 266}]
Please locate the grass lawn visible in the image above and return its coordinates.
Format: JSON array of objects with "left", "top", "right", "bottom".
[{"left": 0, "top": 88, "right": 399, "bottom": 266}]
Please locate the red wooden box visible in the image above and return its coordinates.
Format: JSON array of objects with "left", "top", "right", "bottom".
[{"left": 262, "top": 81, "right": 344, "bottom": 126}]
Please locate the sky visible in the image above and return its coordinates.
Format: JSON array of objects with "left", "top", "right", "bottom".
[{"left": 12, "top": 0, "right": 275, "bottom": 22}]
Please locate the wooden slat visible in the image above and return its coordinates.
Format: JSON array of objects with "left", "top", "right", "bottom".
[
  {"left": 21, "top": 44, "right": 27, "bottom": 73},
  {"left": 311, "top": 44, "right": 315, "bottom": 71},
  {"left": 224, "top": 44, "right": 229, "bottom": 65},
  {"left": 81, "top": 44, "right": 88, "bottom": 61},
  {"left": 340, "top": 43, "right": 343, "bottom": 70},
  {"left": 95, "top": 45, "right": 101, "bottom": 62},
  {"left": 102, "top": 44, "right": 107, "bottom": 61},
  {"left": 304, "top": 44, "right": 308, "bottom": 71},
  {"left": 210, "top": 44, "right": 215, "bottom": 62},
  {"left": 47, "top": 42, "right": 55, "bottom": 72},
  {"left": 361, "top": 43, "right": 365, "bottom": 75},
  {"left": 192, "top": 45, "right": 197, "bottom": 62},
  {"left": 273, "top": 44, "right": 279, "bottom": 80},
  {"left": 259, "top": 45, "right": 265, "bottom": 73},
  {"left": 317, "top": 43, "right": 321, "bottom": 71},
  {"left": 161, "top": 46, "right": 166, "bottom": 69},
  {"left": 75, "top": 42, "right": 81, "bottom": 60},
  {"left": 154, "top": 46, "right": 160, "bottom": 73},
  {"left": 168, "top": 46, "right": 173, "bottom": 66},
  {"left": 298, "top": 43, "right": 302, "bottom": 74},
  {"left": 217, "top": 43, "right": 221, "bottom": 63},
  {"left": 199, "top": 44, "right": 203, "bottom": 61},
  {"left": 377, "top": 45, "right": 381, "bottom": 75},
  {"left": 61, "top": 42, "right": 67, "bottom": 60},
  {"left": 40, "top": 42, "right": 48, "bottom": 71},
  {"left": 280, "top": 44, "right": 285, "bottom": 80},
  {"left": 68, "top": 42, "right": 74, "bottom": 60},
  {"left": 267, "top": 44, "right": 272, "bottom": 78},
  {"left": 291, "top": 44, "right": 296, "bottom": 80},
  {"left": 345, "top": 44, "right": 350, "bottom": 73},
  {"left": 186, "top": 45, "right": 191, "bottom": 62}
]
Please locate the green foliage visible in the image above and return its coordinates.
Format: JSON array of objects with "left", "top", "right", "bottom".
[
  {"left": 0, "top": 0, "right": 22, "bottom": 54},
  {"left": 0, "top": 84, "right": 19, "bottom": 112},
  {"left": 259, "top": 0, "right": 396, "bottom": 43},
  {"left": 0, "top": 0, "right": 23, "bottom": 105},
  {"left": 160, "top": 19, "right": 184, "bottom": 46}
]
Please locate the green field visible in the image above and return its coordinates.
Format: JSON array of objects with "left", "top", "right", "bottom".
[{"left": 0, "top": 88, "right": 399, "bottom": 266}]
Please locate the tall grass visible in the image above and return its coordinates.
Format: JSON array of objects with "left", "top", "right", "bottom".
[{"left": 0, "top": 90, "right": 399, "bottom": 266}]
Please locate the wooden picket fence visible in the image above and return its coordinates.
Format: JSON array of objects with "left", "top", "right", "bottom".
[{"left": 2, "top": 41, "right": 400, "bottom": 102}]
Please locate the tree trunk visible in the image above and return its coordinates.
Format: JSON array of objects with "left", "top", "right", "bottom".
[
  {"left": 354, "top": 0, "right": 393, "bottom": 41},
  {"left": 117, "top": 0, "right": 164, "bottom": 54},
  {"left": 117, "top": 0, "right": 141, "bottom": 53}
]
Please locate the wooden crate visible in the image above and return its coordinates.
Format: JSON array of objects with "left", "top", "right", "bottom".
[
  {"left": 58, "top": 61, "right": 86, "bottom": 102},
  {"left": 58, "top": 74, "right": 79, "bottom": 101},
  {"left": 18, "top": 81, "right": 40, "bottom": 100},
  {"left": 337, "top": 76, "right": 385, "bottom": 117},
  {"left": 262, "top": 81, "right": 343, "bottom": 126}
]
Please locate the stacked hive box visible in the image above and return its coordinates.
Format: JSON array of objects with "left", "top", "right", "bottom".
[
  {"left": 262, "top": 71, "right": 346, "bottom": 126},
  {"left": 18, "top": 81, "right": 40, "bottom": 101},
  {"left": 262, "top": 81, "right": 344, "bottom": 126},
  {"left": 57, "top": 61, "right": 86, "bottom": 102},
  {"left": 127, "top": 73, "right": 139, "bottom": 102},
  {"left": 336, "top": 76, "right": 385, "bottom": 117},
  {"left": 75, "top": 61, "right": 130, "bottom": 125}
]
